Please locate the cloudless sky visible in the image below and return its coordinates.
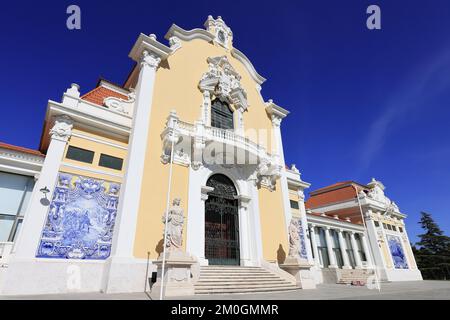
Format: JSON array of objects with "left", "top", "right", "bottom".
[{"left": 0, "top": 0, "right": 449, "bottom": 242}]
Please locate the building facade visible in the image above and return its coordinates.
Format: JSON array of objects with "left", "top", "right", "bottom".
[{"left": 0, "top": 17, "right": 421, "bottom": 296}]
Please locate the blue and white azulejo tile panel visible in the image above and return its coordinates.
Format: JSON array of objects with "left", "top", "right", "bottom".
[
  {"left": 298, "top": 218, "right": 308, "bottom": 259},
  {"left": 387, "top": 234, "right": 409, "bottom": 269},
  {"left": 36, "top": 173, "right": 120, "bottom": 260}
]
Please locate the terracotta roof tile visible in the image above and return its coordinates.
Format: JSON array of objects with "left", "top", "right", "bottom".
[
  {"left": 0, "top": 141, "right": 44, "bottom": 157},
  {"left": 81, "top": 86, "right": 128, "bottom": 106}
]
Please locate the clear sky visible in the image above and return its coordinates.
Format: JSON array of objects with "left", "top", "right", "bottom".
[{"left": 0, "top": 0, "right": 449, "bottom": 242}]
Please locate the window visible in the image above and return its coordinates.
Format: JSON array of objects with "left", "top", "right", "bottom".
[
  {"left": 374, "top": 220, "right": 380, "bottom": 227},
  {"left": 290, "top": 200, "right": 299, "bottom": 209},
  {"left": 399, "top": 227, "right": 403, "bottom": 233},
  {"left": 66, "top": 146, "right": 94, "bottom": 164},
  {"left": 387, "top": 224, "right": 392, "bottom": 231},
  {"left": 330, "top": 230, "right": 343, "bottom": 268},
  {"left": 211, "top": 99, "right": 234, "bottom": 130},
  {"left": 0, "top": 172, "right": 34, "bottom": 242},
  {"left": 392, "top": 226, "right": 397, "bottom": 231},
  {"left": 99, "top": 154, "right": 124, "bottom": 171},
  {"left": 382, "top": 223, "right": 387, "bottom": 229},
  {"left": 316, "top": 228, "right": 330, "bottom": 268},
  {"left": 355, "top": 233, "right": 367, "bottom": 262}
]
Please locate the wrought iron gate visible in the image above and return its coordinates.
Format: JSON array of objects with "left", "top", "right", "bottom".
[{"left": 205, "top": 174, "right": 240, "bottom": 265}]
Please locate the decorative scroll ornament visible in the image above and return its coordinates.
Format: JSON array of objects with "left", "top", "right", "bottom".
[
  {"left": 50, "top": 115, "right": 73, "bottom": 141},
  {"left": 255, "top": 155, "right": 282, "bottom": 191},
  {"left": 367, "top": 178, "right": 400, "bottom": 213},
  {"left": 199, "top": 56, "right": 248, "bottom": 111},
  {"left": 103, "top": 90, "right": 136, "bottom": 116},
  {"left": 163, "top": 198, "right": 185, "bottom": 252}
]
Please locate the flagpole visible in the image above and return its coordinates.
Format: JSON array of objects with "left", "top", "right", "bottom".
[{"left": 160, "top": 117, "right": 176, "bottom": 300}]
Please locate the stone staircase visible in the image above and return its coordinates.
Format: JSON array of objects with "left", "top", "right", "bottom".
[
  {"left": 194, "top": 266, "right": 298, "bottom": 295},
  {"left": 337, "top": 268, "right": 374, "bottom": 285}
]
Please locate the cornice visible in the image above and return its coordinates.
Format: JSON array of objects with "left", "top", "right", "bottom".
[
  {"left": 164, "top": 24, "right": 267, "bottom": 86},
  {"left": 165, "top": 24, "right": 215, "bottom": 43},
  {"left": 129, "top": 33, "right": 172, "bottom": 63},
  {"left": 230, "top": 48, "right": 266, "bottom": 85}
]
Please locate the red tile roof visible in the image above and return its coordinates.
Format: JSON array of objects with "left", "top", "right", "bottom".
[
  {"left": 81, "top": 86, "right": 128, "bottom": 106},
  {"left": 0, "top": 141, "right": 44, "bottom": 157},
  {"left": 306, "top": 181, "right": 368, "bottom": 209}
]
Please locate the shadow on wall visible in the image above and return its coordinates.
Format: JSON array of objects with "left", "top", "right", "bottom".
[
  {"left": 155, "top": 238, "right": 164, "bottom": 258},
  {"left": 277, "top": 244, "right": 286, "bottom": 264}
]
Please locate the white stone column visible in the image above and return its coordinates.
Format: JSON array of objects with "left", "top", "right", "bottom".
[
  {"left": 324, "top": 227, "right": 338, "bottom": 268},
  {"left": 249, "top": 175, "right": 263, "bottom": 265},
  {"left": 364, "top": 211, "right": 387, "bottom": 270},
  {"left": 401, "top": 227, "right": 418, "bottom": 269},
  {"left": 109, "top": 50, "right": 161, "bottom": 259},
  {"left": 309, "top": 225, "right": 320, "bottom": 267},
  {"left": 13, "top": 115, "right": 73, "bottom": 258},
  {"left": 350, "top": 232, "right": 363, "bottom": 268},
  {"left": 360, "top": 232, "right": 374, "bottom": 268},
  {"left": 237, "top": 195, "right": 252, "bottom": 266},
  {"left": 337, "top": 229, "right": 352, "bottom": 269},
  {"left": 269, "top": 113, "right": 292, "bottom": 244},
  {"left": 185, "top": 161, "right": 212, "bottom": 265}
]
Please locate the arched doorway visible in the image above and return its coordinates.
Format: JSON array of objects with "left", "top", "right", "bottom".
[{"left": 205, "top": 174, "right": 240, "bottom": 265}]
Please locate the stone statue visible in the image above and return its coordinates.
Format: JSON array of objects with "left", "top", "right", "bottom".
[
  {"left": 288, "top": 218, "right": 301, "bottom": 258},
  {"left": 162, "top": 198, "right": 184, "bottom": 252}
]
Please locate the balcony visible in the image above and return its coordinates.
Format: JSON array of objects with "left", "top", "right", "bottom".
[{"left": 160, "top": 111, "right": 282, "bottom": 189}]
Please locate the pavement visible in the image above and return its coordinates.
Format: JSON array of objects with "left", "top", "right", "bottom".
[{"left": 0, "top": 281, "right": 449, "bottom": 300}]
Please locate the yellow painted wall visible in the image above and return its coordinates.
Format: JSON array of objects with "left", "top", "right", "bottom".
[
  {"left": 380, "top": 241, "right": 393, "bottom": 269},
  {"left": 258, "top": 181, "right": 288, "bottom": 263},
  {"left": 59, "top": 127, "right": 128, "bottom": 183},
  {"left": 133, "top": 37, "right": 281, "bottom": 258}
]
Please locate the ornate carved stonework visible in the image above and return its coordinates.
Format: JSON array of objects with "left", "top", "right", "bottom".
[
  {"left": 103, "top": 90, "right": 136, "bottom": 115},
  {"left": 50, "top": 115, "right": 73, "bottom": 141},
  {"left": 256, "top": 156, "right": 282, "bottom": 191},
  {"left": 367, "top": 178, "right": 401, "bottom": 214},
  {"left": 199, "top": 56, "right": 248, "bottom": 111},
  {"left": 169, "top": 36, "right": 182, "bottom": 52},
  {"left": 140, "top": 50, "right": 161, "bottom": 70},
  {"left": 163, "top": 198, "right": 185, "bottom": 252},
  {"left": 204, "top": 16, "right": 233, "bottom": 49}
]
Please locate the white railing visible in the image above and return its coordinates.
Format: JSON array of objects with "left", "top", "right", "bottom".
[
  {"left": 175, "top": 118, "right": 268, "bottom": 158},
  {"left": 0, "top": 242, "right": 14, "bottom": 266}
]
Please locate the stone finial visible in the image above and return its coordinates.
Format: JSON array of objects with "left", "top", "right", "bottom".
[{"left": 65, "top": 83, "right": 80, "bottom": 98}]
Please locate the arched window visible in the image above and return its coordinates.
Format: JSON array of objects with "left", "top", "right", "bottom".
[{"left": 211, "top": 99, "right": 234, "bottom": 130}]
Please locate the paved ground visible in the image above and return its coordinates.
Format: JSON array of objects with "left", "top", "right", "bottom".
[{"left": 1, "top": 281, "right": 449, "bottom": 300}]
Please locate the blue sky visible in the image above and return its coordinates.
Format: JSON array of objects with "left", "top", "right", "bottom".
[{"left": 0, "top": 0, "right": 449, "bottom": 242}]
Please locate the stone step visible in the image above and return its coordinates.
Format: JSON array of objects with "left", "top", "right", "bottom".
[
  {"left": 196, "top": 280, "right": 291, "bottom": 286},
  {"left": 194, "top": 266, "right": 297, "bottom": 295},
  {"left": 198, "top": 276, "right": 281, "bottom": 280},
  {"left": 195, "top": 286, "right": 298, "bottom": 295}
]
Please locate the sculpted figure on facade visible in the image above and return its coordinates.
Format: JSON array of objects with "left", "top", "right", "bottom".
[
  {"left": 163, "top": 198, "right": 185, "bottom": 252},
  {"left": 288, "top": 218, "right": 301, "bottom": 258}
]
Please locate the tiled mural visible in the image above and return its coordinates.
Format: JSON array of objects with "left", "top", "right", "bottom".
[
  {"left": 36, "top": 173, "right": 120, "bottom": 260},
  {"left": 298, "top": 218, "right": 308, "bottom": 259},
  {"left": 387, "top": 234, "right": 409, "bottom": 269}
]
